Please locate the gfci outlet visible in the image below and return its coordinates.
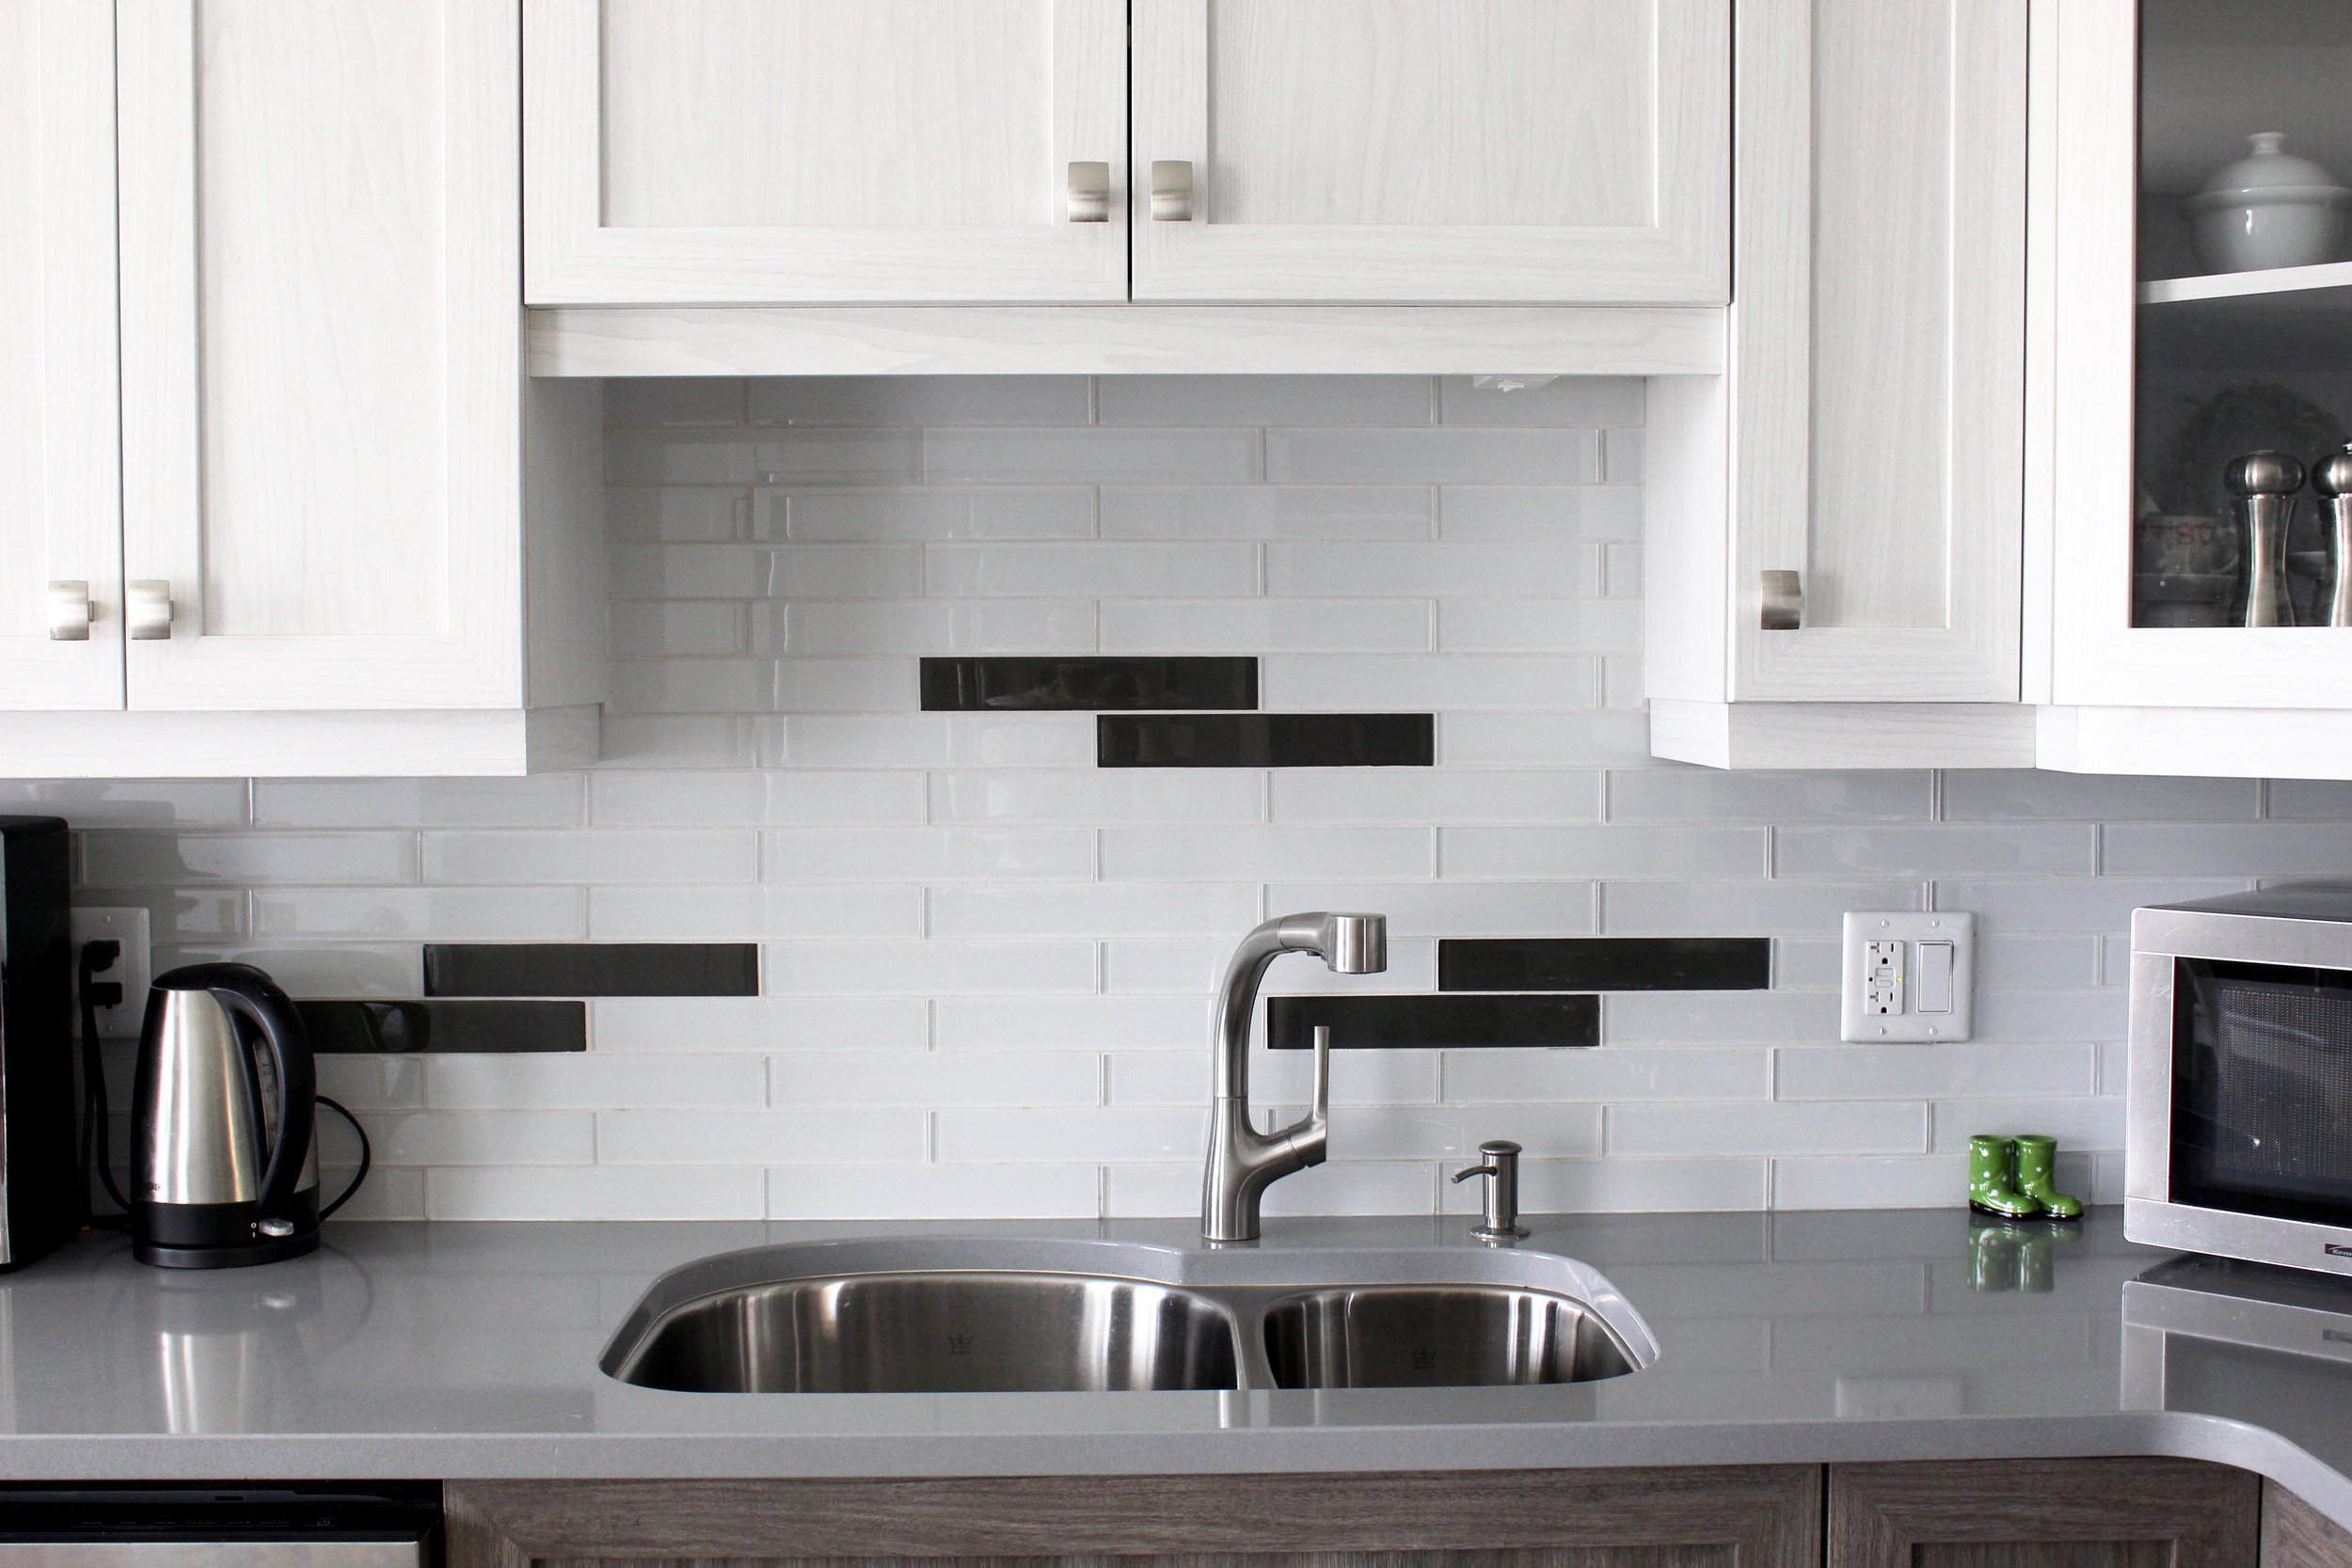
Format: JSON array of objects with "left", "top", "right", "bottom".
[
  {"left": 68, "top": 908, "right": 151, "bottom": 1039},
  {"left": 1839, "top": 911, "right": 1974, "bottom": 1042}
]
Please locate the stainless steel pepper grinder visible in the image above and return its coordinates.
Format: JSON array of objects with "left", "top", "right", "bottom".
[
  {"left": 2228, "top": 450, "right": 2304, "bottom": 628},
  {"left": 2313, "top": 444, "right": 2352, "bottom": 627}
]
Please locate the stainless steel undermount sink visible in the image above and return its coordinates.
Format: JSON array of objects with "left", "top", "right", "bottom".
[{"left": 601, "top": 1236, "right": 1656, "bottom": 1394}]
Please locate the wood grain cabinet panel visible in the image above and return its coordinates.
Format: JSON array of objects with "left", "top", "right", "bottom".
[
  {"left": 1130, "top": 0, "right": 1729, "bottom": 304},
  {"left": 449, "top": 1468, "right": 1820, "bottom": 1568},
  {"left": 1830, "top": 1460, "right": 2261, "bottom": 1568},
  {"left": 2264, "top": 1484, "right": 2352, "bottom": 1568},
  {"left": 0, "top": 0, "right": 124, "bottom": 710},
  {"left": 115, "top": 0, "right": 526, "bottom": 710},
  {"left": 523, "top": 0, "right": 1129, "bottom": 304}
]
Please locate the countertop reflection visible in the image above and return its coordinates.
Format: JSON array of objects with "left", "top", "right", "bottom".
[{"left": 0, "top": 1209, "right": 2346, "bottom": 1528}]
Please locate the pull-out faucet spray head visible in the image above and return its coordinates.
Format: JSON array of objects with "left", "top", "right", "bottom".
[{"left": 1315, "top": 912, "right": 1388, "bottom": 974}]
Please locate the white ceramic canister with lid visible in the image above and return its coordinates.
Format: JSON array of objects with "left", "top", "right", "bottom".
[{"left": 2184, "top": 133, "right": 2352, "bottom": 274}]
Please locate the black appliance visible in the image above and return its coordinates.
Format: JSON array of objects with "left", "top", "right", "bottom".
[{"left": 0, "top": 816, "right": 75, "bottom": 1269}]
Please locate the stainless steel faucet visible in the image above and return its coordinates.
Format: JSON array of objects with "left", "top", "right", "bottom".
[{"left": 1201, "top": 912, "right": 1387, "bottom": 1243}]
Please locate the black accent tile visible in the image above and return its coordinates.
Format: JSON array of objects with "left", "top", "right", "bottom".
[
  {"left": 1100, "top": 713, "right": 1434, "bottom": 768},
  {"left": 1440, "top": 937, "right": 1772, "bottom": 993},
  {"left": 423, "top": 942, "right": 759, "bottom": 998},
  {"left": 1267, "top": 993, "right": 1597, "bottom": 1050},
  {"left": 921, "top": 656, "right": 1257, "bottom": 712},
  {"left": 298, "top": 999, "right": 587, "bottom": 1053}
]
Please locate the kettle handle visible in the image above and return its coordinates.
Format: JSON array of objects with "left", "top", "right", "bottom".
[{"left": 202, "top": 965, "right": 315, "bottom": 1225}]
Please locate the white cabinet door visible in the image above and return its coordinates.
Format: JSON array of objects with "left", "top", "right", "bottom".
[
  {"left": 116, "top": 0, "right": 523, "bottom": 712},
  {"left": 1731, "top": 0, "right": 2026, "bottom": 701},
  {"left": 1130, "top": 0, "right": 1729, "bottom": 304},
  {"left": 523, "top": 0, "right": 1128, "bottom": 305},
  {"left": 0, "top": 0, "right": 123, "bottom": 710}
]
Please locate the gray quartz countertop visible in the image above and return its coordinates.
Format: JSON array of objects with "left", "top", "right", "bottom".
[{"left": 7, "top": 1209, "right": 2352, "bottom": 1529}]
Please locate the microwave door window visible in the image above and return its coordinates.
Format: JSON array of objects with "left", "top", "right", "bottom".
[{"left": 2173, "top": 958, "right": 2352, "bottom": 1227}]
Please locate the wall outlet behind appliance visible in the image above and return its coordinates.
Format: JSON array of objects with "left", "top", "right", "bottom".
[
  {"left": 1839, "top": 911, "right": 1974, "bottom": 1042},
  {"left": 69, "top": 907, "right": 151, "bottom": 1039}
]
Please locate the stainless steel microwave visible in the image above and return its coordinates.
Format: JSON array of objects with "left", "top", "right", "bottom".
[{"left": 2128, "top": 883, "right": 2352, "bottom": 1277}]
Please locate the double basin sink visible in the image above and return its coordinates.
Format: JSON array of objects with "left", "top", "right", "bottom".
[{"left": 602, "top": 1235, "right": 1656, "bottom": 1394}]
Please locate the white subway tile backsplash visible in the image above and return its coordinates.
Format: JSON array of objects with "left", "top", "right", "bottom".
[
  {"left": 1773, "top": 825, "right": 2096, "bottom": 879},
  {"left": 929, "top": 882, "right": 1258, "bottom": 938},
  {"left": 0, "top": 779, "right": 250, "bottom": 828},
  {"left": 27, "top": 374, "right": 2338, "bottom": 1223},
  {"left": 588, "top": 884, "right": 919, "bottom": 940},
  {"left": 1437, "top": 599, "right": 1642, "bottom": 654},
  {"left": 1099, "top": 598, "right": 1432, "bottom": 654},
  {"left": 1270, "top": 769, "right": 1600, "bottom": 825},
  {"left": 593, "top": 996, "right": 930, "bottom": 1053},
  {"left": 1606, "top": 769, "right": 1933, "bottom": 823},
  {"left": 1443, "top": 826, "right": 1767, "bottom": 880},
  {"left": 930, "top": 769, "right": 1263, "bottom": 826},
  {"left": 597, "top": 1109, "right": 926, "bottom": 1164},
  {"left": 768, "top": 1164, "right": 1101, "bottom": 1221},
  {"left": 254, "top": 887, "right": 585, "bottom": 941},
  {"left": 1609, "top": 1101, "right": 1928, "bottom": 1158},
  {"left": 1267, "top": 543, "right": 1598, "bottom": 598},
  {"left": 608, "top": 488, "right": 747, "bottom": 544},
  {"left": 428, "top": 1166, "right": 764, "bottom": 1221},
  {"left": 1100, "top": 486, "right": 1431, "bottom": 540},
  {"left": 1267, "top": 880, "right": 1596, "bottom": 937},
  {"left": 422, "top": 830, "right": 759, "bottom": 885},
  {"left": 1773, "top": 1044, "right": 2098, "bottom": 1101},
  {"left": 763, "top": 827, "right": 1094, "bottom": 882},
  {"left": 1437, "top": 485, "right": 1643, "bottom": 540},
  {"left": 935, "top": 1106, "right": 1206, "bottom": 1164},
  {"left": 770, "top": 1052, "right": 1100, "bottom": 1108},
  {"left": 750, "top": 375, "right": 1090, "bottom": 427},
  {"left": 924, "top": 427, "right": 1258, "bottom": 483},
  {"left": 83, "top": 832, "right": 418, "bottom": 887},
  {"left": 1267, "top": 427, "right": 1598, "bottom": 484},
  {"left": 931, "top": 996, "right": 1210, "bottom": 1053},
  {"left": 590, "top": 770, "right": 929, "bottom": 827},
  {"left": 430, "top": 1053, "right": 764, "bottom": 1111},
  {"left": 927, "top": 542, "right": 1258, "bottom": 598},
  {"left": 606, "top": 428, "right": 920, "bottom": 486},
  {"left": 763, "top": 486, "right": 1097, "bottom": 542},
  {"left": 756, "top": 599, "right": 1097, "bottom": 656},
  {"left": 762, "top": 941, "right": 1097, "bottom": 996},
  {"left": 1101, "top": 375, "right": 1433, "bottom": 427},
  {"left": 1102, "top": 826, "right": 1433, "bottom": 881},
  {"left": 2102, "top": 821, "right": 2352, "bottom": 876},
  {"left": 1261, "top": 656, "right": 1596, "bottom": 712}
]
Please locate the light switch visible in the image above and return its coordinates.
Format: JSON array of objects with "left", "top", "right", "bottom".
[
  {"left": 1840, "top": 911, "right": 1975, "bottom": 1041},
  {"left": 1915, "top": 941, "right": 1954, "bottom": 1014}
]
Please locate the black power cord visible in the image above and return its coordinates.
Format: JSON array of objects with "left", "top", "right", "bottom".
[
  {"left": 76, "top": 939, "right": 129, "bottom": 1228},
  {"left": 316, "top": 1095, "right": 372, "bottom": 1219}
]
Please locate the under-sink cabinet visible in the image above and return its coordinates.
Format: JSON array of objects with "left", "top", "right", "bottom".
[
  {"left": 0, "top": 0, "right": 599, "bottom": 776},
  {"left": 522, "top": 0, "right": 1730, "bottom": 309},
  {"left": 445, "top": 1463, "right": 2301, "bottom": 1568}
]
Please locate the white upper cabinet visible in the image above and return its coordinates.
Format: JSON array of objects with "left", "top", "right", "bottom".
[
  {"left": 523, "top": 0, "right": 1129, "bottom": 304},
  {"left": 1729, "top": 0, "right": 2026, "bottom": 701},
  {"left": 1130, "top": 0, "right": 1729, "bottom": 304},
  {"left": 115, "top": 0, "right": 525, "bottom": 711},
  {"left": 0, "top": 1, "right": 123, "bottom": 711}
]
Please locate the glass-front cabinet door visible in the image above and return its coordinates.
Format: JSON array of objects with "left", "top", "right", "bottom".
[{"left": 2046, "top": 0, "right": 2352, "bottom": 710}]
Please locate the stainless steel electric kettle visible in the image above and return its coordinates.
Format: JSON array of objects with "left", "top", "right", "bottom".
[{"left": 130, "top": 963, "right": 322, "bottom": 1268}]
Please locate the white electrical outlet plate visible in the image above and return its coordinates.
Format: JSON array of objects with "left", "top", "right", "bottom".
[
  {"left": 69, "top": 907, "right": 151, "bottom": 1039},
  {"left": 1839, "top": 911, "right": 1974, "bottom": 1042}
]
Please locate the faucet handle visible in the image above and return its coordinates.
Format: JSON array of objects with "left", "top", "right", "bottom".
[{"left": 1311, "top": 1025, "right": 1331, "bottom": 1130}]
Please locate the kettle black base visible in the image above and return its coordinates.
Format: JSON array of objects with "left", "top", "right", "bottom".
[{"left": 133, "top": 1188, "right": 323, "bottom": 1269}]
